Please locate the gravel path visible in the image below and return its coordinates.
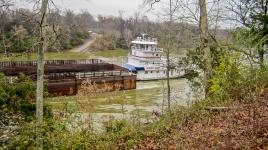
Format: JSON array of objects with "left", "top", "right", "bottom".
[{"left": 69, "top": 37, "right": 96, "bottom": 52}]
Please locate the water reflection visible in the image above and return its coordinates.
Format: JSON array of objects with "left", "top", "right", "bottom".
[
  {"left": 49, "top": 78, "right": 191, "bottom": 114},
  {"left": 49, "top": 78, "right": 191, "bottom": 131}
]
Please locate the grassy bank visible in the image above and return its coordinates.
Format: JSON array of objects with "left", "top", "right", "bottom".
[
  {"left": 7, "top": 94, "right": 268, "bottom": 149},
  {"left": 0, "top": 49, "right": 129, "bottom": 61}
]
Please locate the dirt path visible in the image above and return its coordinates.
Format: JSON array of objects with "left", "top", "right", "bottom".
[{"left": 69, "top": 37, "right": 96, "bottom": 52}]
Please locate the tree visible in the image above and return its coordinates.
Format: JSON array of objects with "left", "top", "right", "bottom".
[
  {"left": 144, "top": 0, "right": 180, "bottom": 113},
  {"left": 36, "top": 0, "right": 49, "bottom": 149},
  {"left": 166, "top": 0, "right": 173, "bottom": 112},
  {"left": 199, "top": 0, "right": 212, "bottom": 97},
  {"left": 229, "top": 0, "right": 268, "bottom": 67},
  {"left": 0, "top": 0, "right": 12, "bottom": 8},
  {"left": 116, "top": 10, "right": 128, "bottom": 49}
]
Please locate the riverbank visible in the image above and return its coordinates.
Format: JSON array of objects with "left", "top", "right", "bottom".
[
  {"left": 133, "top": 96, "right": 268, "bottom": 149},
  {"left": 6, "top": 93, "right": 268, "bottom": 149},
  {"left": 0, "top": 49, "right": 129, "bottom": 62}
]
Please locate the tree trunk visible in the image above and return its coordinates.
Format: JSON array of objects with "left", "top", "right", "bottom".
[
  {"left": 199, "top": 0, "right": 212, "bottom": 98},
  {"left": 36, "top": 0, "right": 48, "bottom": 149},
  {"left": 166, "top": 46, "right": 171, "bottom": 112},
  {"left": 258, "top": 44, "right": 265, "bottom": 69},
  {"left": 2, "top": 32, "right": 7, "bottom": 56},
  {"left": 166, "top": 0, "right": 172, "bottom": 113}
]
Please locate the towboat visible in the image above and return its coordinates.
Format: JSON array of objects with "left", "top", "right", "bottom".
[{"left": 124, "top": 34, "right": 185, "bottom": 81}]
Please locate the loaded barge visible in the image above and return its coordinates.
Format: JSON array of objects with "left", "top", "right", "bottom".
[{"left": 0, "top": 59, "right": 136, "bottom": 96}]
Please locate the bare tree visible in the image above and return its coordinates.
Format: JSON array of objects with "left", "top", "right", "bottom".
[
  {"left": 144, "top": 0, "right": 180, "bottom": 113},
  {"left": 0, "top": 0, "right": 12, "bottom": 8},
  {"left": 0, "top": 0, "right": 11, "bottom": 56},
  {"left": 166, "top": 0, "right": 173, "bottom": 113},
  {"left": 36, "top": 0, "right": 49, "bottom": 149}
]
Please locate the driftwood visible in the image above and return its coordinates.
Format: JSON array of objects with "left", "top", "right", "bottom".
[{"left": 205, "top": 107, "right": 241, "bottom": 112}]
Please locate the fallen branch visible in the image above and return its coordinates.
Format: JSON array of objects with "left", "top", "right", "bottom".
[{"left": 205, "top": 106, "right": 241, "bottom": 112}]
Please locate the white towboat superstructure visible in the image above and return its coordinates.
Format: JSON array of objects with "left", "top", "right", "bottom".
[{"left": 124, "top": 34, "right": 185, "bottom": 80}]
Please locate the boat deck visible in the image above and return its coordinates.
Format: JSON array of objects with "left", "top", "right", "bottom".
[{"left": 0, "top": 59, "right": 136, "bottom": 96}]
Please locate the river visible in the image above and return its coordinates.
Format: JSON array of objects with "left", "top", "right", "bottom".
[{"left": 46, "top": 49, "right": 192, "bottom": 130}]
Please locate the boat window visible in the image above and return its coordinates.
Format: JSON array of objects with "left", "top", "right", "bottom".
[
  {"left": 156, "top": 71, "right": 159, "bottom": 73},
  {"left": 151, "top": 71, "right": 153, "bottom": 73},
  {"left": 145, "top": 71, "right": 148, "bottom": 74},
  {"left": 156, "top": 54, "right": 159, "bottom": 56}
]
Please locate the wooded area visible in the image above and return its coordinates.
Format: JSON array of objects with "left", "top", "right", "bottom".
[{"left": 0, "top": 2, "right": 230, "bottom": 53}]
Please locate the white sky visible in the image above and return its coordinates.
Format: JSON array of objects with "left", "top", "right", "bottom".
[
  {"left": 15, "top": 0, "right": 158, "bottom": 19},
  {"left": 55, "top": 0, "right": 144, "bottom": 16},
  {"left": 14, "top": 0, "right": 237, "bottom": 28}
]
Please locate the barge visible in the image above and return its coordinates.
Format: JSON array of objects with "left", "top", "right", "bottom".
[{"left": 0, "top": 59, "right": 136, "bottom": 96}]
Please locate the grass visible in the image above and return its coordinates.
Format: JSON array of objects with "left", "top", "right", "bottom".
[
  {"left": 0, "top": 49, "right": 129, "bottom": 61},
  {"left": 10, "top": 97, "right": 268, "bottom": 149},
  {"left": 0, "top": 48, "right": 187, "bottom": 62},
  {"left": 0, "top": 52, "right": 89, "bottom": 61},
  {"left": 91, "top": 49, "right": 130, "bottom": 58}
]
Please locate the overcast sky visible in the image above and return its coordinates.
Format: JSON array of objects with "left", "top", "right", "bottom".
[
  {"left": 14, "top": 0, "right": 236, "bottom": 28},
  {"left": 15, "top": 0, "right": 160, "bottom": 19},
  {"left": 55, "top": 0, "right": 144, "bottom": 16}
]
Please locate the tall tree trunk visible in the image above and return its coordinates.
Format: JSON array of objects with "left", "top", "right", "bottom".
[
  {"left": 199, "top": 0, "right": 212, "bottom": 98},
  {"left": 258, "top": 44, "right": 265, "bottom": 69},
  {"left": 36, "top": 0, "right": 48, "bottom": 149},
  {"left": 2, "top": 32, "right": 7, "bottom": 56},
  {"left": 166, "top": 0, "right": 172, "bottom": 113}
]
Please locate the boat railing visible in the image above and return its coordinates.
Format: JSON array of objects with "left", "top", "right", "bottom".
[
  {"left": 134, "top": 37, "right": 158, "bottom": 43},
  {"left": 131, "top": 47, "right": 163, "bottom": 52},
  {"left": 129, "top": 55, "right": 162, "bottom": 61},
  {"left": 47, "top": 71, "right": 131, "bottom": 80}
]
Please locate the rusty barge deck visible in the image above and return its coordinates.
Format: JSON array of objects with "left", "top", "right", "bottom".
[{"left": 0, "top": 59, "right": 136, "bottom": 96}]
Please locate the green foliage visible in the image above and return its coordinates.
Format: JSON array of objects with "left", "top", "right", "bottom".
[
  {"left": 103, "top": 119, "right": 127, "bottom": 133},
  {"left": 208, "top": 51, "right": 244, "bottom": 104},
  {"left": 237, "top": 0, "right": 268, "bottom": 40},
  {"left": 0, "top": 9, "right": 92, "bottom": 53},
  {"left": 204, "top": 49, "right": 268, "bottom": 106},
  {"left": 231, "top": 28, "right": 267, "bottom": 67},
  {"left": 0, "top": 73, "right": 51, "bottom": 121},
  {"left": 116, "top": 37, "right": 128, "bottom": 49},
  {"left": 7, "top": 118, "right": 145, "bottom": 149},
  {"left": 232, "top": 0, "right": 268, "bottom": 65}
]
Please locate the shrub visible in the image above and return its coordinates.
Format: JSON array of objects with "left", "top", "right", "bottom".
[
  {"left": 90, "top": 31, "right": 118, "bottom": 50},
  {"left": 209, "top": 50, "right": 268, "bottom": 104},
  {"left": 0, "top": 73, "right": 51, "bottom": 121}
]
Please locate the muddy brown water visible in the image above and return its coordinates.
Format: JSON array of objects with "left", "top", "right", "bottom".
[
  {"left": 46, "top": 50, "right": 193, "bottom": 130},
  {"left": 48, "top": 78, "right": 192, "bottom": 131}
]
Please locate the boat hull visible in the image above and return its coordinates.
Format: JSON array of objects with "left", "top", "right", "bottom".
[{"left": 135, "top": 69, "right": 185, "bottom": 81}]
